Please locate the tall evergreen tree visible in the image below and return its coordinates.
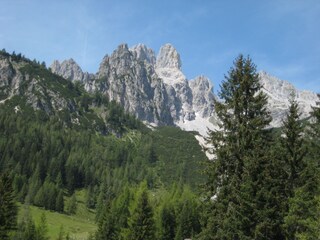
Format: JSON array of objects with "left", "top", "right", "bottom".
[
  {"left": 308, "top": 99, "right": 320, "bottom": 165},
  {"left": 113, "top": 185, "right": 132, "bottom": 232},
  {"left": 281, "top": 97, "right": 307, "bottom": 193},
  {"left": 126, "top": 186, "right": 155, "bottom": 240},
  {"left": 175, "top": 200, "right": 197, "bottom": 240},
  {"left": 55, "top": 190, "right": 64, "bottom": 213},
  {"left": 95, "top": 203, "right": 118, "bottom": 240},
  {"left": 159, "top": 202, "right": 176, "bottom": 240},
  {"left": 0, "top": 172, "right": 18, "bottom": 240},
  {"left": 200, "top": 55, "right": 277, "bottom": 239},
  {"left": 283, "top": 100, "right": 320, "bottom": 239}
]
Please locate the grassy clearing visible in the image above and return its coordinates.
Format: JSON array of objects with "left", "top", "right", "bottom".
[{"left": 18, "top": 189, "right": 97, "bottom": 240}]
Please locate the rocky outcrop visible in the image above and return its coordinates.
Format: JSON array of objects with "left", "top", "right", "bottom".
[
  {"left": 0, "top": 56, "right": 26, "bottom": 101},
  {"left": 96, "top": 44, "right": 174, "bottom": 125},
  {"left": 259, "top": 71, "right": 319, "bottom": 127},
  {"left": 189, "top": 76, "right": 215, "bottom": 118},
  {"left": 156, "top": 43, "right": 182, "bottom": 69},
  {"left": 0, "top": 57, "right": 15, "bottom": 100},
  {"left": 130, "top": 44, "right": 156, "bottom": 65},
  {"left": 0, "top": 54, "right": 76, "bottom": 114},
  {"left": 50, "top": 59, "right": 94, "bottom": 83}
]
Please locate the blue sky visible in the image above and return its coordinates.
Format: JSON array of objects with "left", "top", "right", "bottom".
[{"left": 1, "top": 0, "right": 319, "bottom": 93}]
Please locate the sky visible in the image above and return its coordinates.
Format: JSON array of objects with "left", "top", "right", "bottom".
[{"left": 1, "top": 0, "right": 319, "bottom": 93}]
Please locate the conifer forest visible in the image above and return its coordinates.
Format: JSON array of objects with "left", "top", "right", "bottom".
[{"left": 0, "top": 51, "right": 319, "bottom": 239}]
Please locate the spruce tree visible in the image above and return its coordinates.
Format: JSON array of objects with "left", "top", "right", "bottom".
[
  {"left": 34, "top": 186, "right": 45, "bottom": 208},
  {"left": 280, "top": 97, "right": 307, "bottom": 193},
  {"left": 95, "top": 203, "right": 118, "bottom": 240},
  {"left": 126, "top": 187, "right": 155, "bottom": 240},
  {"left": 0, "top": 172, "right": 18, "bottom": 240},
  {"left": 159, "top": 202, "right": 176, "bottom": 240},
  {"left": 55, "top": 190, "right": 64, "bottom": 213},
  {"left": 200, "top": 55, "right": 276, "bottom": 239},
  {"left": 113, "top": 185, "right": 132, "bottom": 231},
  {"left": 175, "top": 200, "right": 195, "bottom": 240},
  {"left": 308, "top": 99, "right": 320, "bottom": 165},
  {"left": 283, "top": 100, "right": 320, "bottom": 239}
]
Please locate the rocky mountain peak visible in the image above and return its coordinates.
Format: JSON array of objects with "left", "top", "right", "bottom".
[
  {"left": 130, "top": 44, "right": 156, "bottom": 65},
  {"left": 108, "top": 44, "right": 134, "bottom": 75},
  {"left": 155, "top": 44, "right": 186, "bottom": 86},
  {"left": 117, "top": 43, "right": 129, "bottom": 51},
  {"left": 50, "top": 58, "right": 92, "bottom": 83},
  {"left": 156, "top": 44, "right": 181, "bottom": 69}
]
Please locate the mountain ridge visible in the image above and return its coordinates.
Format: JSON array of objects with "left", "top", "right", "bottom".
[
  {"left": 1, "top": 45, "right": 317, "bottom": 137},
  {"left": 50, "top": 43, "right": 319, "bottom": 136}
]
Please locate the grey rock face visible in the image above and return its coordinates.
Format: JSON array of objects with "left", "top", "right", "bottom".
[
  {"left": 189, "top": 76, "right": 215, "bottom": 118},
  {"left": 0, "top": 56, "right": 25, "bottom": 100},
  {"left": 259, "top": 71, "right": 319, "bottom": 127},
  {"left": 50, "top": 59, "right": 94, "bottom": 83},
  {"left": 155, "top": 44, "right": 196, "bottom": 122},
  {"left": 96, "top": 44, "right": 174, "bottom": 125},
  {"left": 0, "top": 55, "right": 76, "bottom": 113},
  {"left": 0, "top": 58, "right": 14, "bottom": 101},
  {"left": 0, "top": 58, "right": 14, "bottom": 87},
  {"left": 130, "top": 44, "right": 156, "bottom": 65},
  {"left": 156, "top": 43, "right": 182, "bottom": 69}
]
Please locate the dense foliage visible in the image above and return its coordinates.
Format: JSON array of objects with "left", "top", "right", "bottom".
[
  {"left": 0, "top": 50, "right": 319, "bottom": 239},
  {"left": 0, "top": 173, "right": 18, "bottom": 240},
  {"left": 200, "top": 55, "right": 320, "bottom": 240}
]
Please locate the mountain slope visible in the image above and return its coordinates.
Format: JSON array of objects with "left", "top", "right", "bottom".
[{"left": 0, "top": 49, "right": 207, "bottom": 191}]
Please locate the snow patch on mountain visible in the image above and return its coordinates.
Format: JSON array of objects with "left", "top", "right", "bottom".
[
  {"left": 176, "top": 113, "right": 217, "bottom": 137},
  {"left": 194, "top": 135, "right": 215, "bottom": 160}
]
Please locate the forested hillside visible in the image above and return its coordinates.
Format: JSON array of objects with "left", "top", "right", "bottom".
[
  {"left": 0, "top": 51, "right": 319, "bottom": 240},
  {"left": 0, "top": 50, "right": 206, "bottom": 239}
]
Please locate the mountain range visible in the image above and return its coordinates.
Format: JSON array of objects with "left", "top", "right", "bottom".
[
  {"left": 0, "top": 44, "right": 318, "bottom": 138},
  {"left": 1, "top": 44, "right": 318, "bottom": 240},
  {"left": 50, "top": 43, "right": 319, "bottom": 136}
]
